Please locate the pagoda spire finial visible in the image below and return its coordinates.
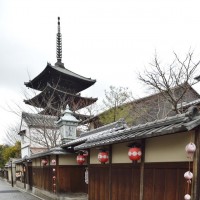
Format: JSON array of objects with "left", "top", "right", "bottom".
[{"left": 55, "top": 17, "right": 64, "bottom": 68}]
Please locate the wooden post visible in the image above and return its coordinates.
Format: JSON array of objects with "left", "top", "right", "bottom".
[
  {"left": 10, "top": 160, "right": 14, "bottom": 187},
  {"left": 139, "top": 139, "right": 145, "bottom": 200},
  {"left": 56, "top": 155, "right": 59, "bottom": 193},
  {"left": 109, "top": 145, "right": 112, "bottom": 200},
  {"left": 192, "top": 128, "right": 200, "bottom": 200},
  {"left": 87, "top": 149, "right": 90, "bottom": 199}
]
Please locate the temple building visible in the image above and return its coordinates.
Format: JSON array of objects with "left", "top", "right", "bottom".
[
  {"left": 24, "top": 17, "right": 97, "bottom": 116},
  {"left": 19, "top": 17, "right": 97, "bottom": 158}
]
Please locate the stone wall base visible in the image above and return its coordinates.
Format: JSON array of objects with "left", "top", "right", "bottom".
[{"left": 15, "top": 181, "right": 25, "bottom": 190}]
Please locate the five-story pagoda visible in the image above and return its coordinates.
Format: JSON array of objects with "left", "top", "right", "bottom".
[{"left": 24, "top": 17, "right": 97, "bottom": 116}]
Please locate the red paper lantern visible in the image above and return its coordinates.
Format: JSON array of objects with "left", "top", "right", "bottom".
[
  {"left": 77, "top": 155, "right": 85, "bottom": 165},
  {"left": 98, "top": 152, "right": 109, "bottom": 164},
  {"left": 41, "top": 159, "right": 48, "bottom": 165},
  {"left": 128, "top": 147, "right": 142, "bottom": 161}
]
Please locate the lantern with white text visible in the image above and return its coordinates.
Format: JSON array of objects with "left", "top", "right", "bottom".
[
  {"left": 98, "top": 151, "right": 109, "bottom": 164},
  {"left": 128, "top": 147, "right": 142, "bottom": 161},
  {"left": 77, "top": 155, "right": 85, "bottom": 165}
]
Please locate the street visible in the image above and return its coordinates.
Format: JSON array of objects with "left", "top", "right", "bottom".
[{"left": 0, "top": 178, "right": 41, "bottom": 200}]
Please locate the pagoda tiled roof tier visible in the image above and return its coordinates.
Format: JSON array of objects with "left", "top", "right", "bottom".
[
  {"left": 24, "top": 83, "right": 98, "bottom": 114},
  {"left": 24, "top": 63, "right": 96, "bottom": 93}
]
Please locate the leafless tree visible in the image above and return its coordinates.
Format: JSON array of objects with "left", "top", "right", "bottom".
[
  {"left": 138, "top": 51, "right": 200, "bottom": 114},
  {"left": 4, "top": 124, "right": 21, "bottom": 145},
  {"left": 77, "top": 102, "right": 103, "bottom": 131},
  {"left": 102, "top": 85, "right": 133, "bottom": 123}
]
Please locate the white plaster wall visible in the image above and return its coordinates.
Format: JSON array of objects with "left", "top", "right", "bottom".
[
  {"left": 59, "top": 154, "right": 79, "bottom": 165},
  {"left": 112, "top": 142, "right": 132, "bottom": 163},
  {"left": 21, "top": 146, "right": 30, "bottom": 158},
  {"left": 20, "top": 121, "right": 31, "bottom": 148},
  {"left": 90, "top": 148, "right": 104, "bottom": 164},
  {"left": 32, "top": 158, "right": 41, "bottom": 167},
  {"left": 8, "top": 167, "right": 16, "bottom": 182},
  {"left": 145, "top": 131, "right": 194, "bottom": 162}
]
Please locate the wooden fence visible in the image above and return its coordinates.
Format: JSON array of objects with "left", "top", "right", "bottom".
[
  {"left": 88, "top": 162, "right": 190, "bottom": 200},
  {"left": 32, "top": 165, "right": 87, "bottom": 194}
]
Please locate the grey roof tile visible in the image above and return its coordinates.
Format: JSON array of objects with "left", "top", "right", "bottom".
[
  {"left": 74, "top": 106, "right": 200, "bottom": 150},
  {"left": 22, "top": 112, "right": 58, "bottom": 129},
  {"left": 61, "top": 118, "right": 127, "bottom": 148},
  {"left": 30, "top": 147, "right": 71, "bottom": 159}
]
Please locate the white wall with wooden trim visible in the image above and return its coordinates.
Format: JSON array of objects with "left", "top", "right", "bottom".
[
  {"left": 112, "top": 142, "right": 132, "bottom": 163},
  {"left": 90, "top": 148, "right": 102, "bottom": 164},
  {"left": 145, "top": 131, "right": 194, "bottom": 162},
  {"left": 59, "top": 154, "right": 80, "bottom": 165},
  {"left": 32, "top": 158, "right": 41, "bottom": 167}
]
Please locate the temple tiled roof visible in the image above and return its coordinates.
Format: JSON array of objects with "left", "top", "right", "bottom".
[
  {"left": 25, "top": 63, "right": 96, "bottom": 93},
  {"left": 24, "top": 83, "right": 97, "bottom": 113},
  {"left": 74, "top": 106, "right": 200, "bottom": 150}
]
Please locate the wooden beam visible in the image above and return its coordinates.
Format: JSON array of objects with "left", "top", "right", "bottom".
[
  {"left": 56, "top": 155, "right": 59, "bottom": 193},
  {"left": 108, "top": 145, "right": 112, "bottom": 200},
  {"left": 139, "top": 139, "right": 145, "bottom": 200},
  {"left": 87, "top": 149, "right": 90, "bottom": 200}
]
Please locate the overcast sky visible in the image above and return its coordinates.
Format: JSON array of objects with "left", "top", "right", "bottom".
[{"left": 1, "top": 0, "right": 200, "bottom": 143}]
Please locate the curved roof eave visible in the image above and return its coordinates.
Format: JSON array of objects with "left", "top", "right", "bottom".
[
  {"left": 24, "top": 84, "right": 98, "bottom": 110},
  {"left": 24, "top": 63, "right": 96, "bottom": 91}
]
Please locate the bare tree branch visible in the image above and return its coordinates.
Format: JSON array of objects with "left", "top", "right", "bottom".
[{"left": 138, "top": 51, "right": 200, "bottom": 114}]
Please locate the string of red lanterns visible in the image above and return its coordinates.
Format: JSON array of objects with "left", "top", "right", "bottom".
[
  {"left": 184, "top": 142, "right": 196, "bottom": 200},
  {"left": 51, "top": 159, "right": 56, "bottom": 193},
  {"left": 52, "top": 165, "right": 56, "bottom": 193},
  {"left": 76, "top": 146, "right": 142, "bottom": 165}
]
